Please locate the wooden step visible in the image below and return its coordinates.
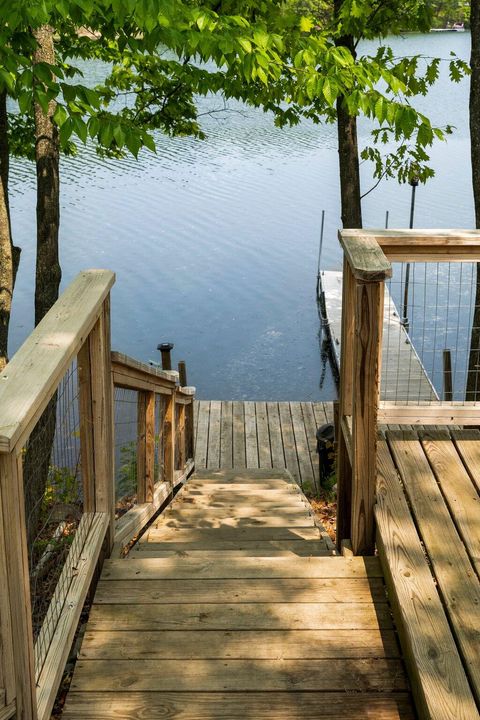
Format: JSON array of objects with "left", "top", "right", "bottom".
[{"left": 63, "top": 691, "right": 414, "bottom": 719}]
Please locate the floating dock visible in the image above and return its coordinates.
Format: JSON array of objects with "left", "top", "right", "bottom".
[{"left": 319, "top": 271, "right": 438, "bottom": 402}]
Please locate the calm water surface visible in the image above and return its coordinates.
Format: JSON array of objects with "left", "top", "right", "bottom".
[{"left": 8, "top": 32, "right": 473, "bottom": 400}]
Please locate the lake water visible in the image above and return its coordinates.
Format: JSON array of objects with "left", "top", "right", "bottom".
[{"left": 8, "top": 32, "right": 473, "bottom": 400}]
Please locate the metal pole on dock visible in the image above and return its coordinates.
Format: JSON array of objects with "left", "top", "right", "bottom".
[
  {"left": 316, "top": 210, "right": 326, "bottom": 297},
  {"left": 402, "top": 176, "right": 419, "bottom": 330}
]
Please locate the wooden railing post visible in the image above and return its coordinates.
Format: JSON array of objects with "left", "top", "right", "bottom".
[
  {"left": 177, "top": 402, "right": 186, "bottom": 472},
  {"left": 78, "top": 296, "right": 115, "bottom": 551},
  {"left": 337, "top": 230, "right": 391, "bottom": 556},
  {"left": 0, "top": 450, "right": 37, "bottom": 720},
  {"left": 164, "top": 389, "right": 176, "bottom": 486},
  {"left": 136, "top": 391, "right": 155, "bottom": 503},
  {"left": 336, "top": 258, "right": 355, "bottom": 551},
  {"left": 351, "top": 278, "right": 385, "bottom": 555}
]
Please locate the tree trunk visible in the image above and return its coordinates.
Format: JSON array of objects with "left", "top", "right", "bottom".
[
  {"left": 0, "top": 90, "right": 21, "bottom": 370},
  {"left": 24, "top": 26, "right": 61, "bottom": 551},
  {"left": 334, "top": 0, "right": 363, "bottom": 229},
  {"left": 466, "top": 1, "right": 480, "bottom": 400},
  {"left": 33, "top": 24, "right": 61, "bottom": 326}
]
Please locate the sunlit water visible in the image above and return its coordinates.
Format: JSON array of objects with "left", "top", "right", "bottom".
[{"left": 8, "top": 32, "right": 473, "bottom": 400}]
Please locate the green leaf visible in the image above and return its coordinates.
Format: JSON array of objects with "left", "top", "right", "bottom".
[{"left": 238, "top": 38, "right": 252, "bottom": 54}]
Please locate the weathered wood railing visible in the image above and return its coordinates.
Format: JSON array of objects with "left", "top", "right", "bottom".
[
  {"left": 336, "top": 229, "right": 480, "bottom": 556},
  {"left": 0, "top": 271, "right": 195, "bottom": 720},
  {"left": 111, "top": 352, "right": 195, "bottom": 556}
]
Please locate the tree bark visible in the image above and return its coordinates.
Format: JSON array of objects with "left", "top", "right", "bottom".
[
  {"left": 33, "top": 24, "right": 61, "bottom": 326},
  {"left": 24, "top": 26, "right": 61, "bottom": 550},
  {"left": 0, "top": 90, "right": 21, "bottom": 370},
  {"left": 334, "top": 0, "right": 363, "bottom": 229},
  {"left": 466, "top": 0, "right": 480, "bottom": 400}
]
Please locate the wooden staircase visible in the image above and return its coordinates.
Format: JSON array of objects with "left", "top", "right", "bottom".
[{"left": 63, "top": 469, "right": 413, "bottom": 719}]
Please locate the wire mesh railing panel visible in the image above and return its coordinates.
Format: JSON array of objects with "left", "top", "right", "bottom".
[
  {"left": 113, "top": 387, "right": 138, "bottom": 516},
  {"left": 22, "top": 359, "right": 88, "bottom": 678},
  {"left": 155, "top": 394, "right": 166, "bottom": 483},
  {"left": 383, "top": 262, "right": 480, "bottom": 404}
]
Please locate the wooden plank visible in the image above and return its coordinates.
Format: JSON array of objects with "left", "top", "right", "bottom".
[
  {"left": 131, "top": 543, "right": 330, "bottom": 558},
  {"left": 452, "top": 428, "right": 480, "bottom": 494},
  {"left": 172, "top": 497, "right": 307, "bottom": 512},
  {"left": 290, "top": 403, "right": 315, "bottom": 491},
  {"left": 232, "top": 401, "right": 246, "bottom": 468},
  {"left": 142, "top": 527, "right": 324, "bottom": 544},
  {"left": 79, "top": 628, "right": 400, "bottom": 659},
  {"left": 207, "top": 400, "right": 221, "bottom": 469},
  {"left": 323, "top": 402, "right": 334, "bottom": 423},
  {"left": 137, "top": 391, "right": 155, "bottom": 503},
  {"left": 163, "top": 391, "right": 175, "bottom": 486},
  {"left": 176, "top": 401, "right": 186, "bottom": 472},
  {"left": 351, "top": 279, "right": 384, "bottom": 555},
  {"left": 70, "top": 658, "right": 405, "bottom": 692},
  {"left": 0, "top": 452, "right": 37, "bottom": 720},
  {"left": 154, "top": 511, "right": 314, "bottom": 539},
  {"left": 301, "top": 403, "right": 320, "bottom": 492},
  {"left": 379, "top": 403, "right": 480, "bottom": 425},
  {"left": 193, "top": 468, "right": 291, "bottom": 481},
  {"left": 220, "top": 401, "right": 233, "bottom": 469},
  {"left": 194, "top": 401, "right": 209, "bottom": 469},
  {"left": 244, "top": 401, "right": 258, "bottom": 468},
  {"left": 60, "top": 691, "right": 417, "bottom": 720},
  {"left": 35, "top": 514, "right": 108, "bottom": 720},
  {"left": 342, "top": 228, "right": 480, "bottom": 263},
  {"left": 376, "top": 440, "right": 478, "bottom": 720},
  {"left": 77, "top": 341, "right": 95, "bottom": 513},
  {"left": 94, "top": 578, "right": 387, "bottom": 604},
  {"left": 278, "top": 403, "right": 300, "bottom": 485},
  {"left": 312, "top": 402, "right": 327, "bottom": 426},
  {"left": 111, "top": 352, "right": 176, "bottom": 386},
  {"left": 421, "top": 431, "right": 480, "bottom": 576},
  {"left": 89, "top": 302, "right": 115, "bottom": 547},
  {"left": 0, "top": 270, "right": 115, "bottom": 453},
  {"left": 266, "top": 403, "right": 285, "bottom": 468},
  {"left": 255, "top": 402, "right": 272, "bottom": 468},
  {"left": 336, "top": 260, "right": 354, "bottom": 549},
  {"left": 187, "top": 477, "right": 294, "bottom": 492},
  {"left": 388, "top": 431, "right": 480, "bottom": 708},
  {"left": 338, "top": 229, "right": 392, "bottom": 282},
  {"left": 103, "top": 556, "right": 384, "bottom": 580},
  {"left": 160, "top": 505, "right": 310, "bottom": 519}
]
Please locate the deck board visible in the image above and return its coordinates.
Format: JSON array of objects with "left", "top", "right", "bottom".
[
  {"left": 195, "top": 402, "right": 332, "bottom": 491},
  {"left": 378, "top": 431, "right": 480, "bottom": 718}
]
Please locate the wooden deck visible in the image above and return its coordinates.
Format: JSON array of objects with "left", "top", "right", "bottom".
[
  {"left": 194, "top": 401, "right": 333, "bottom": 491},
  {"left": 320, "top": 270, "right": 438, "bottom": 402},
  {"left": 376, "top": 429, "right": 480, "bottom": 719},
  {"left": 64, "top": 468, "right": 414, "bottom": 719}
]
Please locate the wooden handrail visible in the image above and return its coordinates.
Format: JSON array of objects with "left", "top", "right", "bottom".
[
  {"left": 0, "top": 271, "right": 115, "bottom": 454},
  {"left": 338, "top": 230, "right": 392, "bottom": 282},
  {"left": 111, "top": 351, "right": 177, "bottom": 393},
  {"left": 342, "top": 228, "right": 480, "bottom": 262}
]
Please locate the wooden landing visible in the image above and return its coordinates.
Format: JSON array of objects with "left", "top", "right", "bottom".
[
  {"left": 320, "top": 270, "right": 438, "bottom": 402},
  {"left": 194, "top": 401, "right": 333, "bottom": 491},
  {"left": 376, "top": 430, "right": 480, "bottom": 720},
  {"left": 63, "top": 469, "right": 414, "bottom": 719}
]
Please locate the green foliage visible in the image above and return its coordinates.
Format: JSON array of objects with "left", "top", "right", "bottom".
[
  {"left": 0, "top": 0, "right": 469, "bottom": 189},
  {"left": 43, "top": 465, "right": 80, "bottom": 509},
  {"left": 117, "top": 440, "right": 137, "bottom": 500}
]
